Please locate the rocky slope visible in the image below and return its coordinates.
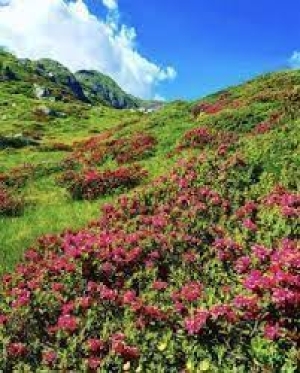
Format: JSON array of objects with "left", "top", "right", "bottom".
[{"left": 0, "top": 49, "right": 140, "bottom": 108}]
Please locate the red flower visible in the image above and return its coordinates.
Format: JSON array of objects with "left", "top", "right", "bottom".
[
  {"left": 112, "top": 342, "right": 140, "bottom": 360},
  {"left": 87, "top": 338, "right": 105, "bottom": 353},
  {"left": 0, "top": 314, "right": 8, "bottom": 326},
  {"left": 7, "top": 343, "right": 28, "bottom": 357}
]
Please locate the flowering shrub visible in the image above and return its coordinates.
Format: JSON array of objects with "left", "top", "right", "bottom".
[
  {"left": 66, "top": 132, "right": 157, "bottom": 168},
  {"left": 0, "top": 164, "right": 35, "bottom": 188},
  {"left": 179, "top": 126, "right": 215, "bottom": 148},
  {"left": 0, "top": 184, "right": 24, "bottom": 216},
  {"left": 0, "top": 149, "right": 298, "bottom": 371},
  {"left": 264, "top": 185, "right": 299, "bottom": 218},
  {"left": 252, "top": 113, "right": 282, "bottom": 135},
  {"left": 110, "top": 133, "right": 157, "bottom": 164},
  {"left": 191, "top": 92, "right": 231, "bottom": 117},
  {"left": 60, "top": 165, "right": 147, "bottom": 200}
]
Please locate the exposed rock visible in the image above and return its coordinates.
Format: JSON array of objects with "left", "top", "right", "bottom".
[
  {"left": 0, "top": 134, "right": 40, "bottom": 149},
  {"left": 33, "top": 84, "right": 51, "bottom": 99},
  {"left": 35, "top": 105, "right": 67, "bottom": 118}
]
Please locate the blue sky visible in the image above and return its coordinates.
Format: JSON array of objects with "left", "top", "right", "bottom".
[
  {"left": 108, "top": 0, "right": 300, "bottom": 99},
  {"left": 0, "top": 0, "right": 299, "bottom": 100}
]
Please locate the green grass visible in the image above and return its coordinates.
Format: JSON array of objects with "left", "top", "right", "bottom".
[{"left": 0, "top": 99, "right": 196, "bottom": 273}]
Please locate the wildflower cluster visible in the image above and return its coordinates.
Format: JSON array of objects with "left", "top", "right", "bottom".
[{"left": 0, "top": 151, "right": 298, "bottom": 371}]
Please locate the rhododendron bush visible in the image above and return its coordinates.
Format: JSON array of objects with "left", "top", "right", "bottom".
[
  {"left": 66, "top": 132, "right": 157, "bottom": 168},
  {"left": 58, "top": 165, "right": 147, "bottom": 200},
  {"left": 0, "top": 148, "right": 298, "bottom": 371}
]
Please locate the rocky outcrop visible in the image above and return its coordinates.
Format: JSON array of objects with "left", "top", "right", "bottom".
[{"left": 0, "top": 135, "right": 40, "bottom": 149}]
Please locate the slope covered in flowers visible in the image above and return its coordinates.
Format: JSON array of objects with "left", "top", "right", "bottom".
[{"left": 0, "top": 69, "right": 299, "bottom": 371}]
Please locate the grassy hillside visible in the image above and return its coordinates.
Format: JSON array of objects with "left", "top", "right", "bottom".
[{"left": 0, "top": 68, "right": 299, "bottom": 371}]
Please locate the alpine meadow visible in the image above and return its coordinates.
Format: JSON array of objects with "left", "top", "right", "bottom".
[{"left": 0, "top": 7, "right": 300, "bottom": 372}]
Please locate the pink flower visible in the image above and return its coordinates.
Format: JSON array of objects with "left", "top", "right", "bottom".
[
  {"left": 176, "top": 281, "right": 203, "bottom": 302},
  {"left": 243, "top": 270, "right": 265, "bottom": 291},
  {"left": 99, "top": 285, "right": 117, "bottom": 301},
  {"left": 242, "top": 218, "right": 258, "bottom": 232},
  {"left": 233, "top": 295, "right": 258, "bottom": 310},
  {"left": 272, "top": 288, "right": 296, "bottom": 306},
  {"left": 12, "top": 290, "right": 30, "bottom": 308},
  {"left": 235, "top": 256, "right": 251, "bottom": 273},
  {"left": 87, "top": 357, "right": 102, "bottom": 370},
  {"left": 57, "top": 314, "right": 78, "bottom": 333},
  {"left": 184, "top": 310, "right": 209, "bottom": 335},
  {"left": 264, "top": 324, "right": 280, "bottom": 340},
  {"left": 152, "top": 281, "right": 168, "bottom": 290},
  {"left": 182, "top": 251, "right": 197, "bottom": 263},
  {"left": 61, "top": 301, "right": 75, "bottom": 315},
  {"left": 251, "top": 245, "right": 270, "bottom": 262},
  {"left": 87, "top": 338, "right": 105, "bottom": 353},
  {"left": 210, "top": 304, "right": 237, "bottom": 322},
  {"left": 213, "top": 238, "right": 242, "bottom": 261},
  {"left": 77, "top": 296, "right": 92, "bottom": 309}
]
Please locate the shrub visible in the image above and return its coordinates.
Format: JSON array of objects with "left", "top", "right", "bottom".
[
  {"left": 0, "top": 154, "right": 298, "bottom": 371},
  {"left": 62, "top": 165, "right": 147, "bottom": 200},
  {"left": 179, "top": 126, "right": 215, "bottom": 148},
  {"left": 111, "top": 133, "right": 157, "bottom": 164},
  {"left": 0, "top": 165, "right": 34, "bottom": 188},
  {"left": 0, "top": 184, "right": 24, "bottom": 216},
  {"left": 68, "top": 133, "right": 157, "bottom": 167},
  {"left": 41, "top": 142, "right": 73, "bottom": 152},
  {"left": 191, "top": 92, "right": 231, "bottom": 117}
]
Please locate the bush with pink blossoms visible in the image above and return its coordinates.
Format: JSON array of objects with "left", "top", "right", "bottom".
[
  {"left": 61, "top": 165, "right": 147, "bottom": 200},
  {"left": 0, "top": 151, "right": 298, "bottom": 371}
]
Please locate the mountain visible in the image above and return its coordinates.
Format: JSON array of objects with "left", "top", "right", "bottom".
[
  {"left": 75, "top": 70, "right": 139, "bottom": 109},
  {"left": 0, "top": 49, "right": 140, "bottom": 108},
  {"left": 0, "top": 64, "right": 299, "bottom": 371}
]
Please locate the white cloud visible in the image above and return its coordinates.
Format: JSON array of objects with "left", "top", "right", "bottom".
[
  {"left": 289, "top": 51, "right": 300, "bottom": 68},
  {"left": 0, "top": 0, "right": 176, "bottom": 98},
  {"left": 102, "top": 0, "right": 118, "bottom": 11},
  {"left": 153, "top": 94, "right": 166, "bottom": 101}
]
